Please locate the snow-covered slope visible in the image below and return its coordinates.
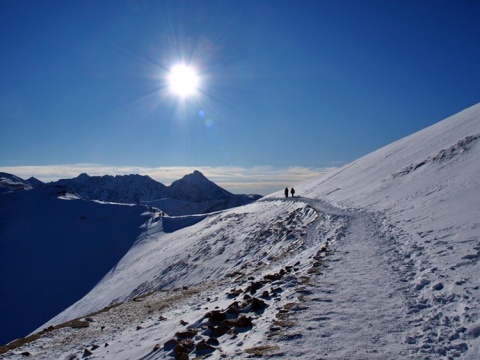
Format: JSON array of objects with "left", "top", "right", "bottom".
[
  {"left": 0, "top": 187, "right": 148, "bottom": 345},
  {"left": 1, "top": 103, "right": 479, "bottom": 359}
]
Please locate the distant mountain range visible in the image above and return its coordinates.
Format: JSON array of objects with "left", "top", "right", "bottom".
[{"left": 0, "top": 170, "right": 262, "bottom": 216}]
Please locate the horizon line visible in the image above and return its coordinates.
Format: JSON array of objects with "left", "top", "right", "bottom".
[{"left": 0, "top": 164, "right": 338, "bottom": 196}]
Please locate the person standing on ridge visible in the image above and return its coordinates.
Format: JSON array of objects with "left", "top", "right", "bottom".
[
  {"left": 285, "top": 187, "right": 289, "bottom": 198},
  {"left": 291, "top": 187, "right": 295, "bottom": 198}
]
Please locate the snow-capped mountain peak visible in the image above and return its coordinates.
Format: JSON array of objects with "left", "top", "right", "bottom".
[{"left": 167, "top": 170, "right": 233, "bottom": 202}]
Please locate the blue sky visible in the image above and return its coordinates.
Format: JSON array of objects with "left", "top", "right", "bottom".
[{"left": 1, "top": 0, "right": 479, "bottom": 194}]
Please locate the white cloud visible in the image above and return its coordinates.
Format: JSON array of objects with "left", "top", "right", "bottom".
[{"left": 0, "top": 164, "right": 336, "bottom": 195}]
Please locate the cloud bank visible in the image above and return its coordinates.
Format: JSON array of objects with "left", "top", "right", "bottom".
[{"left": 0, "top": 164, "right": 336, "bottom": 195}]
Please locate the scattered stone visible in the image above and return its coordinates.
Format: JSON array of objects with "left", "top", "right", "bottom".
[
  {"left": 85, "top": 317, "right": 94, "bottom": 322},
  {"left": 264, "top": 273, "right": 282, "bottom": 282},
  {"left": 195, "top": 340, "right": 216, "bottom": 353},
  {"left": 91, "top": 344, "right": 99, "bottom": 351},
  {"left": 20, "top": 352, "right": 31, "bottom": 357},
  {"left": 83, "top": 348, "right": 93, "bottom": 357},
  {"left": 246, "top": 281, "right": 264, "bottom": 294},
  {"left": 175, "top": 339, "right": 195, "bottom": 354},
  {"left": 230, "top": 315, "right": 253, "bottom": 328},
  {"left": 227, "top": 288, "right": 243, "bottom": 298},
  {"left": 251, "top": 297, "right": 267, "bottom": 312},
  {"left": 136, "top": 325, "right": 143, "bottom": 330},
  {"left": 176, "top": 329, "right": 198, "bottom": 339},
  {"left": 261, "top": 290, "right": 270, "bottom": 298},
  {"left": 210, "top": 322, "right": 231, "bottom": 338},
  {"left": 153, "top": 343, "right": 162, "bottom": 351},
  {"left": 226, "top": 301, "right": 241, "bottom": 315},
  {"left": 205, "top": 310, "right": 227, "bottom": 322},
  {"left": 175, "top": 353, "right": 189, "bottom": 360},
  {"left": 180, "top": 320, "right": 189, "bottom": 326}
]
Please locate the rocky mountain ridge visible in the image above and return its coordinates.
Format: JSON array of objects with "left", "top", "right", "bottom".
[{"left": 22, "top": 171, "right": 261, "bottom": 214}]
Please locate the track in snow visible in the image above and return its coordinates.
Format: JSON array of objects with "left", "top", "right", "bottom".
[{"left": 270, "top": 197, "right": 414, "bottom": 359}]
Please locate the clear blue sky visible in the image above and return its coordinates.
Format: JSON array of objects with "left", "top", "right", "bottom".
[{"left": 1, "top": 0, "right": 479, "bottom": 194}]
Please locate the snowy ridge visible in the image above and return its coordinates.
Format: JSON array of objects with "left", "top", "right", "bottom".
[
  {"left": 1, "top": 103, "right": 480, "bottom": 359},
  {"left": 0, "top": 172, "right": 33, "bottom": 193},
  {"left": 50, "top": 171, "right": 261, "bottom": 210}
]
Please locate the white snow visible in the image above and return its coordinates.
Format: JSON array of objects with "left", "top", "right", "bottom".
[{"left": 1, "top": 103, "right": 480, "bottom": 359}]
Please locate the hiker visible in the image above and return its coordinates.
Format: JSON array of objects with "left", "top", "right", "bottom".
[
  {"left": 285, "top": 187, "right": 289, "bottom": 198},
  {"left": 291, "top": 187, "right": 295, "bottom": 198}
]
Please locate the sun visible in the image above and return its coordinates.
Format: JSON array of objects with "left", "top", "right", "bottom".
[{"left": 168, "top": 64, "right": 199, "bottom": 98}]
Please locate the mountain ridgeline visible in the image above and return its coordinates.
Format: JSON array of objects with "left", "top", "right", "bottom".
[{"left": 42, "top": 170, "right": 261, "bottom": 215}]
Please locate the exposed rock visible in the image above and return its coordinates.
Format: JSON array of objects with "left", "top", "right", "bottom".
[
  {"left": 175, "top": 353, "right": 189, "bottom": 360},
  {"left": 227, "top": 288, "right": 243, "bottom": 298},
  {"left": 246, "top": 281, "right": 264, "bottom": 294},
  {"left": 251, "top": 297, "right": 267, "bottom": 312},
  {"left": 226, "top": 301, "right": 241, "bottom": 315},
  {"left": 164, "top": 338, "right": 178, "bottom": 350},
  {"left": 175, "top": 339, "right": 195, "bottom": 354},
  {"left": 210, "top": 322, "right": 231, "bottom": 338},
  {"left": 176, "top": 329, "right": 198, "bottom": 339},
  {"left": 245, "top": 345, "right": 281, "bottom": 356},
  {"left": 261, "top": 291, "right": 270, "bottom": 299},
  {"left": 82, "top": 348, "right": 93, "bottom": 357},
  {"left": 69, "top": 320, "right": 89, "bottom": 329},
  {"left": 205, "top": 310, "right": 227, "bottom": 322},
  {"left": 229, "top": 315, "right": 253, "bottom": 328},
  {"left": 195, "top": 340, "right": 216, "bottom": 353},
  {"left": 264, "top": 273, "right": 282, "bottom": 282}
]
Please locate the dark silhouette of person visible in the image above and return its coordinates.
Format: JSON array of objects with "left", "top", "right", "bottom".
[
  {"left": 291, "top": 187, "right": 295, "bottom": 198},
  {"left": 285, "top": 187, "right": 289, "bottom": 198}
]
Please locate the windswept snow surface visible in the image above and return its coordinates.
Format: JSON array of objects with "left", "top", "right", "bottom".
[
  {"left": 2, "top": 103, "right": 480, "bottom": 359},
  {"left": 0, "top": 187, "right": 148, "bottom": 345}
]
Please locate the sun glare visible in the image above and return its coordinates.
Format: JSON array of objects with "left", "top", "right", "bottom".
[{"left": 168, "top": 64, "right": 199, "bottom": 98}]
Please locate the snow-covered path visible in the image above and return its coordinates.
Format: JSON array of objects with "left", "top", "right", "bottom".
[{"left": 266, "top": 198, "right": 411, "bottom": 359}]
